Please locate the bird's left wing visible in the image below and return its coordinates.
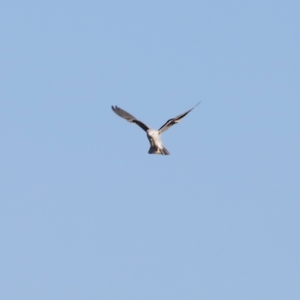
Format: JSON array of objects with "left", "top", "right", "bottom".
[
  {"left": 111, "top": 106, "right": 149, "bottom": 132},
  {"left": 158, "top": 102, "right": 200, "bottom": 134}
]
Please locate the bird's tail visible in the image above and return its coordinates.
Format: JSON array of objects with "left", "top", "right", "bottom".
[
  {"left": 161, "top": 146, "right": 170, "bottom": 155},
  {"left": 148, "top": 145, "right": 170, "bottom": 155}
]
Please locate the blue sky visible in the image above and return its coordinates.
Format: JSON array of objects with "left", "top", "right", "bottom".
[{"left": 1, "top": 1, "right": 299, "bottom": 299}]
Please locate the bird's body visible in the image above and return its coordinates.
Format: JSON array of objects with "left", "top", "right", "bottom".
[
  {"left": 111, "top": 102, "right": 200, "bottom": 155},
  {"left": 147, "top": 129, "right": 169, "bottom": 155}
]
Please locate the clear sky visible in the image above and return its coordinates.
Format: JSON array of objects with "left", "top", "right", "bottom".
[{"left": 1, "top": 1, "right": 299, "bottom": 299}]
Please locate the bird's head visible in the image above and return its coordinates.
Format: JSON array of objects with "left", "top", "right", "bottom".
[{"left": 147, "top": 129, "right": 156, "bottom": 137}]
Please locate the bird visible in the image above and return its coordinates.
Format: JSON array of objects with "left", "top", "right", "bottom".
[{"left": 111, "top": 102, "right": 200, "bottom": 155}]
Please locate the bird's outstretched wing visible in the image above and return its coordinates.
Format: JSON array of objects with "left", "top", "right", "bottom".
[
  {"left": 111, "top": 106, "right": 149, "bottom": 132},
  {"left": 158, "top": 102, "right": 200, "bottom": 134}
]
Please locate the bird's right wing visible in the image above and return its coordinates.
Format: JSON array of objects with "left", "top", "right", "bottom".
[
  {"left": 111, "top": 106, "right": 149, "bottom": 132},
  {"left": 158, "top": 102, "right": 200, "bottom": 134}
]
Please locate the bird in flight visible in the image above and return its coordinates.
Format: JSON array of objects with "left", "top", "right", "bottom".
[{"left": 111, "top": 102, "right": 200, "bottom": 155}]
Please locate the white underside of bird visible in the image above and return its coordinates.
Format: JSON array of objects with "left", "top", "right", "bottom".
[{"left": 146, "top": 129, "right": 170, "bottom": 155}]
